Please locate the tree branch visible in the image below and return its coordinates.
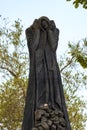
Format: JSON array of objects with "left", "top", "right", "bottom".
[
  {"left": 0, "top": 65, "right": 17, "bottom": 77},
  {"left": 60, "top": 57, "right": 74, "bottom": 72}
]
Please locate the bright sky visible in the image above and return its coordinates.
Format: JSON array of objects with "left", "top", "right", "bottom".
[{"left": 0, "top": 0, "right": 87, "bottom": 54}]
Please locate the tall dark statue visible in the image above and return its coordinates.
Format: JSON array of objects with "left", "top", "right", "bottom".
[{"left": 22, "top": 16, "right": 71, "bottom": 130}]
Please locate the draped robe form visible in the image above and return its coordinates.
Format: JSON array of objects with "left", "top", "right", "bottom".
[{"left": 22, "top": 17, "right": 71, "bottom": 130}]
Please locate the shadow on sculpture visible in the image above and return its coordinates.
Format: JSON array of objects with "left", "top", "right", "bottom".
[{"left": 21, "top": 16, "right": 71, "bottom": 130}]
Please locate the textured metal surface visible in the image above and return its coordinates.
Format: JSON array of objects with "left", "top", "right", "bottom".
[{"left": 21, "top": 16, "right": 71, "bottom": 130}]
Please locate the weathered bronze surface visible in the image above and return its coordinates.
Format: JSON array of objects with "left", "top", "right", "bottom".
[
  {"left": 32, "top": 106, "right": 66, "bottom": 130},
  {"left": 21, "top": 16, "right": 71, "bottom": 130}
]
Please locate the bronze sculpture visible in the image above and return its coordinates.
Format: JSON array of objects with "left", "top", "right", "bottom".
[{"left": 22, "top": 16, "right": 71, "bottom": 130}]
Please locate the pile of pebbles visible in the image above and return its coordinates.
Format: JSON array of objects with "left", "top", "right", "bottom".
[{"left": 32, "top": 106, "right": 66, "bottom": 130}]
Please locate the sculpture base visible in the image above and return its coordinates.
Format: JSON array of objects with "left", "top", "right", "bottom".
[{"left": 32, "top": 105, "right": 66, "bottom": 130}]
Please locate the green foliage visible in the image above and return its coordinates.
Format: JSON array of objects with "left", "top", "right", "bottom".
[
  {"left": 0, "top": 16, "right": 28, "bottom": 79},
  {"left": 60, "top": 41, "right": 87, "bottom": 129},
  {"left": 68, "top": 41, "right": 87, "bottom": 68},
  {"left": 0, "top": 78, "right": 27, "bottom": 130},
  {"left": 0, "top": 17, "right": 87, "bottom": 130},
  {"left": 61, "top": 69, "right": 87, "bottom": 129},
  {"left": 0, "top": 16, "right": 28, "bottom": 130},
  {"left": 66, "top": 0, "right": 87, "bottom": 9}
]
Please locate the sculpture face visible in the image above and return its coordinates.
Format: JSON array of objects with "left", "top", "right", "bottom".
[{"left": 41, "top": 19, "right": 49, "bottom": 29}]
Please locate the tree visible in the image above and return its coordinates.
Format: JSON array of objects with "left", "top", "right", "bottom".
[
  {"left": 66, "top": 0, "right": 87, "bottom": 9},
  {"left": 64, "top": 2, "right": 87, "bottom": 128},
  {"left": 0, "top": 16, "right": 28, "bottom": 130},
  {"left": 0, "top": 16, "right": 87, "bottom": 130},
  {"left": 60, "top": 55, "right": 87, "bottom": 130},
  {"left": 0, "top": 78, "right": 27, "bottom": 130},
  {"left": 68, "top": 40, "right": 87, "bottom": 68}
]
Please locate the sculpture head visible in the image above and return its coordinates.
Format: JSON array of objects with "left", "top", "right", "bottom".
[
  {"left": 38, "top": 16, "right": 50, "bottom": 30},
  {"left": 41, "top": 19, "right": 49, "bottom": 29}
]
